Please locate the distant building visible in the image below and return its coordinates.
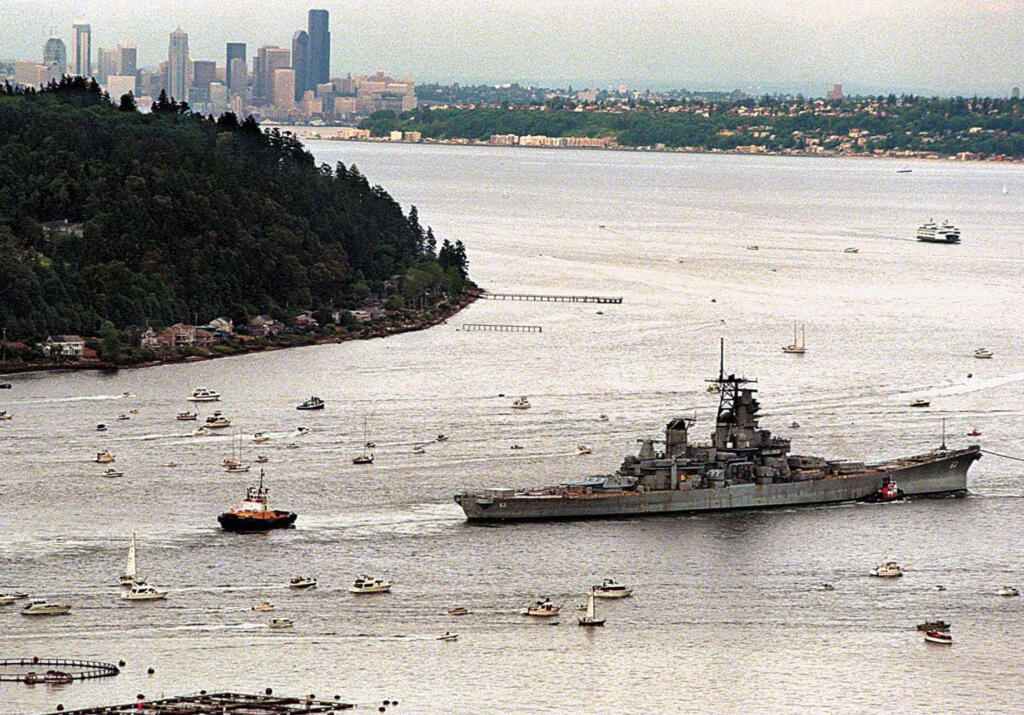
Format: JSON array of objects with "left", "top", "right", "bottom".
[
  {"left": 226, "top": 42, "right": 246, "bottom": 90},
  {"left": 106, "top": 75, "right": 136, "bottom": 101},
  {"left": 291, "top": 30, "right": 309, "bottom": 101},
  {"left": 14, "top": 61, "right": 60, "bottom": 88},
  {"left": 167, "top": 28, "right": 189, "bottom": 100},
  {"left": 44, "top": 335, "right": 84, "bottom": 357},
  {"left": 72, "top": 21, "right": 91, "bottom": 77},
  {"left": 826, "top": 83, "right": 843, "bottom": 101},
  {"left": 1013, "top": 86, "right": 1021, "bottom": 100},
  {"left": 139, "top": 327, "right": 159, "bottom": 349},
  {"left": 308, "top": 9, "right": 330, "bottom": 88},
  {"left": 97, "top": 47, "right": 118, "bottom": 84},
  {"left": 272, "top": 68, "right": 296, "bottom": 109},
  {"left": 192, "top": 59, "right": 216, "bottom": 90},
  {"left": 208, "top": 317, "right": 234, "bottom": 334},
  {"left": 42, "top": 37, "right": 67, "bottom": 76},
  {"left": 228, "top": 57, "right": 248, "bottom": 95},
  {"left": 254, "top": 46, "right": 290, "bottom": 105},
  {"left": 118, "top": 45, "right": 137, "bottom": 79}
]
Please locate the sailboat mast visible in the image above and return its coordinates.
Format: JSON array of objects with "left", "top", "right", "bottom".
[{"left": 586, "top": 589, "right": 596, "bottom": 620}]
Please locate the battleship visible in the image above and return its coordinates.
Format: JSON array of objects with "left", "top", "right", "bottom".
[{"left": 455, "top": 347, "right": 981, "bottom": 522}]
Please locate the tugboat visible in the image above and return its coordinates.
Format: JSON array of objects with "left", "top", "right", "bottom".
[
  {"left": 860, "top": 478, "right": 905, "bottom": 503},
  {"left": 217, "top": 471, "right": 297, "bottom": 532},
  {"left": 296, "top": 396, "right": 324, "bottom": 411}
]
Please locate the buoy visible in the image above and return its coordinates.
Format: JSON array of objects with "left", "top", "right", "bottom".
[
  {"left": 147, "top": 667, "right": 154, "bottom": 675},
  {"left": 266, "top": 688, "right": 273, "bottom": 695},
  {"left": 32, "top": 656, "right": 39, "bottom": 663},
  {"left": 379, "top": 708, "right": 386, "bottom": 713},
  {"left": 137, "top": 694, "right": 145, "bottom": 700},
  {"left": 393, "top": 700, "right": 399, "bottom": 705},
  {"left": 711, "top": 298, "right": 716, "bottom": 303},
  {"left": 335, "top": 695, "right": 341, "bottom": 700},
  {"left": 118, "top": 660, "right": 126, "bottom": 667},
  {"left": 56, "top": 705, "right": 64, "bottom": 712}
]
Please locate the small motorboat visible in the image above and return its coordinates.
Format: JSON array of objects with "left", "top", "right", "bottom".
[
  {"left": 225, "top": 462, "right": 251, "bottom": 473},
  {"left": 0, "top": 410, "right": 11, "bottom": 421},
  {"left": 253, "top": 432, "right": 269, "bottom": 443},
  {"left": 364, "top": 441, "right": 376, "bottom": 449},
  {"left": 95, "top": 449, "right": 116, "bottom": 464},
  {"left": 746, "top": 244, "right": 759, "bottom": 251},
  {"left": 269, "top": 617, "right": 293, "bottom": 629},
  {"left": 20, "top": 599, "right": 71, "bottom": 616},
  {"left": 924, "top": 630, "right": 953, "bottom": 645},
  {"left": 192, "top": 426, "right": 210, "bottom": 436},
  {"left": 0, "top": 593, "right": 20, "bottom": 605},
  {"left": 843, "top": 247, "right": 860, "bottom": 253},
  {"left": 164, "top": 462, "right": 178, "bottom": 468},
  {"left": 0, "top": 383, "right": 11, "bottom": 389},
  {"left": 511, "top": 396, "right": 531, "bottom": 410},
  {"left": 436, "top": 433, "right": 449, "bottom": 442},
  {"left": 790, "top": 421, "right": 800, "bottom": 429},
  {"left": 289, "top": 576, "right": 317, "bottom": 589},
  {"left": 286, "top": 443, "right": 300, "bottom": 449},
  {"left": 577, "top": 589, "right": 605, "bottom": 627},
  {"left": 252, "top": 601, "right": 275, "bottom": 611},
  {"left": 967, "top": 429, "right": 981, "bottom": 437},
  {"left": 352, "top": 452, "right": 374, "bottom": 464},
  {"left": 96, "top": 423, "right": 107, "bottom": 431},
  {"left": 819, "top": 583, "right": 836, "bottom": 592},
  {"left": 296, "top": 396, "right": 324, "bottom": 411},
  {"left": 204, "top": 411, "right": 231, "bottom": 429},
  {"left": 121, "top": 584, "right": 168, "bottom": 601},
  {"left": 575, "top": 444, "right": 593, "bottom": 456},
  {"left": 412, "top": 444, "right": 426, "bottom": 454},
  {"left": 102, "top": 468, "right": 125, "bottom": 478},
  {"left": 295, "top": 426, "right": 310, "bottom": 436},
  {"left": 188, "top": 387, "right": 221, "bottom": 402},
  {"left": 592, "top": 579, "right": 632, "bottom": 598},
  {"left": 997, "top": 586, "right": 1020, "bottom": 597},
  {"left": 447, "top": 607, "right": 470, "bottom": 616},
  {"left": 348, "top": 575, "right": 392, "bottom": 594},
  {"left": 521, "top": 598, "right": 560, "bottom": 617},
  {"left": 437, "top": 632, "right": 459, "bottom": 641},
  {"left": 973, "top": 347, "right": 993, "bottom": 359},
  {"left": 934, "top": 585, "right": 946, "bottom": 591},
  {"left": 910, "top": 399, "right": 930, "bottom": 408},
  {"left": 598, "top": 414, "right": 609, "bottom": 421},
  {"left": 117, "top": 413, "right": 130, "bottom": 421},
  {"left": 870, "top": 561, "right": 904, "bottom": 578},
  {"left": 510, "top": 443, "right": 523, "bottom": 450},
  {"left": 917, "top": 620, "right": 950, "bottom": 632},
  {"left": 176, "top": 411, "right": 198, "bottom": 421},
  {"left": 255, "top": 455, "right": 269, "bottom": 463}
]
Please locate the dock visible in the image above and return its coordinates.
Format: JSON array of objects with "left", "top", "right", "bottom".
[
  {"left": 480, "top": 292, "right": 622, "bottom": 304},
  {"left": 461, "top": 323, "right": 542, "bottom": 333},
  {"left": 47, "top": 691, "right": 353, "bottom": 714}
]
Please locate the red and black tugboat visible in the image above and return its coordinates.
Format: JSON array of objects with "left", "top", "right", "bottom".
[
  {"left": 218, "top": 471, "right": 297, "bottom": 532},
  {"left": 860, "top": 478, "right": 905, "bottom": 504}
]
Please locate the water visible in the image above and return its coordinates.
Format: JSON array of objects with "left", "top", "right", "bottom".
[{"left": 3, "top": 146, "right": 1024, "bottom": 714}]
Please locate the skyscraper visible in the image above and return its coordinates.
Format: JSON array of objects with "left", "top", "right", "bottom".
[
  {"left": 97, "top": 48, "right": 119, "bottom": 84},
  {"left": 167, "top": 28, "right": 189, "bottom": 100},
  {"left": 118, "top": 46, "right": 137, "bottom": 79},
  {"left": 43, "top": 37, "right": 67, "bottom": 76},
  {"left": 308, "top": 9, "right": 330, "bottom": 87},
  {"left": 254, "top": 46, "right": 290, "bottom": 105},
  {"left": 72, "top": 22, "right": 91, "bottom": 77},
  {"left": 226, "top": 42, "right": 246, "bottom": 90},
  {"left": 291, "top": 30, "right": 309, "bottom": 101}
]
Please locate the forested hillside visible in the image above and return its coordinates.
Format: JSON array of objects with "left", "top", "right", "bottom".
[{"left": 0, "top": 79, "right": 466, "bottom": 341}]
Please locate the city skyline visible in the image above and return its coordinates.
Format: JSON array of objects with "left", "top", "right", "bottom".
[{"left": 3, "top": 0, "right": 1024, "bottom": 95}]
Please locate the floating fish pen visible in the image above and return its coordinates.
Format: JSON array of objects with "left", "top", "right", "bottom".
[
  {"left": 461, "top": 323, "right": 543, "bottom": 333},
  {"left": 0, "top": 657, "right": 119, "bottom": 683},
  {"left": 481, "top": 292, "right": 623, "bottom": 304},
  {"left": 49, "top": 691, "right": 354, "bottom": 714}
]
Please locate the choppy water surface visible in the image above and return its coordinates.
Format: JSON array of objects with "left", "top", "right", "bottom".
[{"left": 3, "top": 146, "right": 1024, "bottom": 714}]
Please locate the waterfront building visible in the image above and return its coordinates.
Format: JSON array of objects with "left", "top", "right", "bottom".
[
  {"left": 42, "top": 37, "right": 67, "bottom": 76},
  {"left": 291, "top": 30, "right": 309, "bottom": 101},
  {"left": 308, "top": 9, "right": 330, "bottom": 87},
  {"left": 72, "top": 21, "right": 91, "bottom": 77},
  {"left": 167, "top": 27, "right": 189, "bottom": 100},
  {"left": 226, "top": 42, "right": 246, "bottom": 89}
]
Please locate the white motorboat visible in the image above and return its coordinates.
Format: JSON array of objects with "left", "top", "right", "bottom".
[
  {"left": 577, "top": 589, "right": 605, "bottom": 627},
  {"left": 120, "top": 532, "right": 144, "bottom": 586},
  {"left": 21, "top": 599, "right": 71, "bottom": 616},
  {"left": 192, "top": 426, "right": 210, "bottom": 436},
  {"left": 997, "top": 586, "right": 1020, "bottom": 597},
  {"left": 296, "top": 396, "right": 324, "bottom": 411},
  {"left": 226, "top": 462, "right": 251, "bottom": 472},
  {"left": 252, "top": 601, "right": 275, "bottom": 611},
  {"left": 924, "top": 630, "right": 953, "bottom": 645},
  {"left": 95, "top": 449, "right": 116, "bottom": 464},
  {"left": 973, "top": 347, "right": 993, "bottom": 359},
  {"left": 575, "top": 444, "right": 593, "bottom": 456},
  {"left": 289, "top": 576, "right": 317, "bottom": 589},
  {"left": 176, "top": 411, "right": 198, "bottom": 421},
  {"left": 102, "top": 468, "right": 124, "bottom": 478},
  {"left": 511, "top": 396, "right": 531, "bottom": 410},
  {"left": 295, "top": 426, "right": 310, "bottom": 436},
  {"left": 436, "top": 433, "right": 449, "bottom": 442},
  {"left": 269, "top": 617, "right": 293, "bottom": 629},
  {"left": 412, "top": 444, "right": 426, "bottom": 454},
  {"left": 188, "top": 387, "right": 221, "bottom": 402},
  {"left": 252, "top": 432, "right": 269, "bottom": 443},
  {"left": 447, "top": 607, "right": 470, "bottom": 616},
  {"left": 843, "top": 247, "right": 860, "bottom": 253},
  {"left": 0, "top": 593, "right": 20, "bottom": 605},
  {"left": 437, "top": 632, "right": 459, "bottom": 641},
  {"left": 592, "top": 579, "right": 632, "bottom": 598},
  {"left": 121, "top": 584, "right": 168, "bottom": 601},
  {"left": 204, "top": 411, "right": 231, "bottom": 429},
  {"left": 348, "top": 575, "right": 392, "bottom": 593},
  {"left": 521, "top": 598, "right": 560, "bottom": 617},
  {"left": 782, "top": 323, "right": 806, "bottom": 354},
  {"left": 117, "top": 413, "right": 130, "bottom": 421},
  {"left": 598, "top": 414, "right": 609, "bottom": 421},
  {"left": 870, "top": 561, "right": 904, "bottom": 578},
  {"left": 255, "top": 455, "right": 269, "bottom": 463},
  {"left": 0, "top": 410, "right": 12, "bottom": 421}
]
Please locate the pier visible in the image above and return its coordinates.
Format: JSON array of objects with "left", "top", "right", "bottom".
[
  {"left": 480, "top": 292, "right": 622, "bottom": 304},
  {"left": 461, "top": 323, "right": 543, "bottom": 333},
  {"left": 48, "top": 691, "right": 353, "bottom": 714}
]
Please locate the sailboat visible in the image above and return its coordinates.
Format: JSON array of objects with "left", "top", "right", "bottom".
[
  {"left": 224, "top": 432, "right": 251, "bottom": 472},
  {"left": 119, "top": 532, "right": 144, "bottom": 587},
  {"left": 353, "top": 417, "right": 374, "bottom": 464},
  {"left": 782, "top": 323, "right": 806, "bottom": 354},
  {"left": 577, "top": 588, "right": 606, "bottom": 627},
  {"left": 1002, "top": 182, "right": 1008, "bottom": 196}
]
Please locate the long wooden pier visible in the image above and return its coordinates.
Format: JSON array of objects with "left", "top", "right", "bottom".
[
  {"left": 481, "top": 292, "right": 622, "bottom": 304},
  {"left": 462, "top": 323, "right": 542, "bottom": 333}
]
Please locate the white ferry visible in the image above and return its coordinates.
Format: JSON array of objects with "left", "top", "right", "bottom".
[{"left": 916, "top": 221, "right": 961, "bottom": 244}]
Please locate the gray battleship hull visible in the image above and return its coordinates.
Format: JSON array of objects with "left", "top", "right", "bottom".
[{"left": 456, "top": 447, "right": 980, "bottom": 522}]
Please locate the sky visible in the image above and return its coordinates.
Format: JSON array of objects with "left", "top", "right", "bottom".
[{"left": 2, "top": 0, "right": 1024, "bottom": 96}]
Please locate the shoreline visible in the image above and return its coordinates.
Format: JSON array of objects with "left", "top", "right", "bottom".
[{"left": 0, "top": 291, "right": 480, "bottom": 378}]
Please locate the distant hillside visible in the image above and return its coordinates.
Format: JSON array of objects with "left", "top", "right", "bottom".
[{"left": 0, "top": 78, "right": 468, "bottom": 341}]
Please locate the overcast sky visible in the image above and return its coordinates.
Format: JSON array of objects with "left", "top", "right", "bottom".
[{"left": 3, "top": 0, "right": 1023, "bottom": 95}]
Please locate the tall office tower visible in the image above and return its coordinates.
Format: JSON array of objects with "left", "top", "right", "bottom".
[
  {"left": 291, "top": 30, "right": 309, "bottom": 101},
  {"left": 118, "top": 46, "right": 137, "bottom": 79},
  {"left": 272, "top": 67, "right": 296, "bottom": 109},
  {"left": 255, "top": 46, "right": 290, "bottom": 105},
  {"left": 97, "top": 48, "right": 119, "bottom": 84},
  {"left": 167, "top": 27, "right": 189, "bottom": 100},
  {"left": 72, "top": 21, "right": 91, "bottom": 76},
  {"left": 308, "top": 9, "right": 329, "bottom": 87},
  {"left": 192, "top": 60, "right": 216, "bottom": 90},
  {"left": 228, "top": 57, "right": 247, "bottom": 95},
  {"left": 226, "top": 42, "right": 245, "bottom": 90},
  {"left": 43, "top": 37, "right": 67, "bottom": 75}
]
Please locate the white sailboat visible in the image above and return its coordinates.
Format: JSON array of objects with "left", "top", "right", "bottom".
[
  {"left": 1002, "top": 182, "right": 1008, "bottom": 196},
  {"left": 353, "top": 417, "right": 374, "bottom": 464},
  {"left": 119, "top": 532, "right": 143, "bottom": 587},
  {"left": 782, "top": 323, "right": 806, "bottom": 354},
  {"left": 577, "top": 588, "right": 605, "bottom": 627}
]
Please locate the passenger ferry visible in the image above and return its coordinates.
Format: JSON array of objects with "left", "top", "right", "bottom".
[{"left": 916, "top": 221, "right": 961, "bottom": 244}]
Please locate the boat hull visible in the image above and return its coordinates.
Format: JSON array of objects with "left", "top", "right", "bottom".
[
  {"left": 217, "top": 511, "right": 297, "bottom": 532},
  {"left": 456, "top": 447, "right": 980, "bottom": 522}
]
